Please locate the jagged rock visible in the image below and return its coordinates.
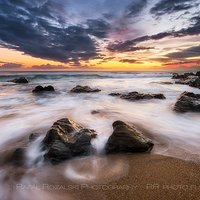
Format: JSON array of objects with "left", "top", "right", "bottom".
[
  {"left": 172, "top": 72, "right": 194, "bottom": 79},
  {"left": 42, "top": 118, "right": 97, "bottom": 164},
  {"left": 109, "top": 91, "right": 166, "bottom": 101},
  {"left": 9, "top": 77, "right": 29, "bottom": 83},
  {"left": 175, "top": 77, "right": 200, "bottom": 89},
  {"left": 32, "top": 85, "right": 55, "bottom": 93},
  {"left": 189, "top": 77, "right": 200, "bottom": 89},
  {"left": 70, "top": 85, "right": 101, "bottom": 93},
  {"left": 105, "top": 121, "right": 154, "bottom": 154},
  {"left": 196, "top": 71, "right": 200, "bottom": 77},
  {"left": 175, "top": 79, "right": 192, "bottom": 85},
  {"left": 172, "top": 73, "right": 185, "bottom": 79},
  {"left": 174, "top": 92, "right": 200, "bottom": 113}
]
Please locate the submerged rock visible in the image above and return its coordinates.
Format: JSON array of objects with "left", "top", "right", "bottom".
[
  {"left": 109, "top": 91, "right": 166, "bottom": 101},
  {"left": 9, "top": 77, "right": 29, "bottom": 84},
  {"left": 70, "top": 85, "right": 101, "bottom": 93},
  {"left": 91, "top": 110, "right": 100, "bottom": 115},
  {"left": 32, "top": 85, "right": 55, "bottom": 93},
  {"left": 10, "top": 148, "right": 25, "bottom": 166},
  {"left": 29, "top": 133, "right": 41, "bottom": 142},
  {"left": 174, "top": 92, "right": 200, "bottom": 113},
  {"left": 105, "top": 121, "right": 153, "bottom": 154},
  {"left": 158, "top": 82, "right": 173, "bottom": 85},
  {"left": 42, "top": 118, "right": 97, "bottom": 164}
]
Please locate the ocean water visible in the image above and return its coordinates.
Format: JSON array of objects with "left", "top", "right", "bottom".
[
  {"left": 0, "top": 71, "right": 200, "bottom": 199},
  {"left": 0, "top": 71, "right": 200, "bottom": 157}
]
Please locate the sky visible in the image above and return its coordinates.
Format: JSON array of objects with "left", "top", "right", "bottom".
[{"left": 0, "top": 0, "right": 200, "bottom": 71}]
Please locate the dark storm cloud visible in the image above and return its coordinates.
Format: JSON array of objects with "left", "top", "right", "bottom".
[
  {"left": 0, "top": 0, "right": 104, "bottom": 63},
  {"left": 86, "top": 19, "right": 111, "bottom": 38},
  {"left": 125, "top": 0, "right": 147, "bottom": 17},
  {"left": 108, "top": 41, "right": 153, "bottom": 52},
  {"left": 166, "top": 45, "right": 200, "bottom": 59},
  {"left": 150, "top": 0, "right": 196, "bottom": 17}
]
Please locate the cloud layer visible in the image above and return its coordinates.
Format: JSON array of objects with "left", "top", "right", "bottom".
[{"left": 0, "top": 0, "right": 199, "bottom": 70}]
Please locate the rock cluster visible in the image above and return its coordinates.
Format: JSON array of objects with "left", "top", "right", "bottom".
[
  {"left": 172, "top": 72, "right": 200, "bottom": 89},
  {"left": 109, "top": 91, "right": 166, "bottom": 101},
  {"left": 9, "top": 118, "right": 154, "bottom": 166},
  {"left": 32, "top": 85, "right": 55, "bottom": 93}
]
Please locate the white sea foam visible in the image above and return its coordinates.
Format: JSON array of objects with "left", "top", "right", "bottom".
[{"left": 0, "top": 72, "right": 200, "bottom": 160}]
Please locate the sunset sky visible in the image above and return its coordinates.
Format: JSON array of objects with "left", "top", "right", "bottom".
[{"left": 0, "top": 0, "right": 200, "bottom": 71}]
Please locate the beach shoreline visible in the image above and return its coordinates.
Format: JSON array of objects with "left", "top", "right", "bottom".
[{"left": 3, "top": 154, "right": 199, "bottom": 200}]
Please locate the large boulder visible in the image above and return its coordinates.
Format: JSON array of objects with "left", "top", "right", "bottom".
[
  {"left": 174, "top": 92, "right": 200, "bottom": 113},
  {"left": 32, "top": 85, "right": 55, "bottom": 93},
  {"left": 105, "top": 121, "right": 154, "bottom": 154},
  {"left": 42, "top": 118, "right": 97, "bottom": 164},
  {"left": 70, "top": 85, "right": 101, "bottom": 93},
  {"left": 9, "top": 77, "right": 29, "bottom": 83},
  {"left": 109, "top": 91, "right": 166, "bottom": 101}
]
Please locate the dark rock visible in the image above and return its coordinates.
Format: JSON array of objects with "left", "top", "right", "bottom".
[
  {"left": 174, "top": 92, "right": 200, "bottom": 113},
  {"left": 29, "top": 133, "right": 41, "bottom": 142},
  {"left": 110, "top": 91, "right": 166, "bottom": 101},
  {"left": 32, "top": 85, "right": 55, "bottom": 93},
  {"left": 10, "top": 148, "right": 25, "bottom": 166},
  {"left": 105, "top": 121, "right": 154, "bottom": 154},
  {"left": 9, "top": 77, "right": 29, "bottom": 84},
  {"left": 109, "top": 93, "right": 121, "bottom": 96},
  {"left": 175, "top": 77, "right": 200, "bottom": 89},
  {"left": 159, "top": 82, "right": 173, "bottom": 85},
  {"left": 42, "top": 118, "right": 97, "bottom": 164},
  {"left": 91, "top": 110, "right": 100, "bottom": 114},
  {"left": 196, "top": 71, "right": 200, "bottom": 77},
  {"left": 172, "top": 73, "right": 185, "bottom": 79},
  {"left": 172, "top": 72, "right": 194, "bottom": 79},
  {"left": 175, "top": 79, "right": 191, "bottom": 85},
  {"left": 189, "top": 77, "right": 200, "bottom": 89},
  {"left": 44, "top": 85, "right": 55, "bottom": 91},
  {"left": 70, "top": 85, "right": 101, "bottom": 93}
]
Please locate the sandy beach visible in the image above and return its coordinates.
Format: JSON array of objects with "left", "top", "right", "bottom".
[{"left": 2, "top": 154, "right": 199, "bottom": 200}]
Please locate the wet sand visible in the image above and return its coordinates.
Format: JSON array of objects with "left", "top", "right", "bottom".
[{"left": 5, "top": 154, "right": 200, "bottom": 200}]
